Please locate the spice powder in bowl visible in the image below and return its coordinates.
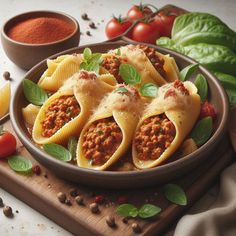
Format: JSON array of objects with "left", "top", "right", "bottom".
[{"left": 7, "top": 17, "right": 75, "bottom": 44}]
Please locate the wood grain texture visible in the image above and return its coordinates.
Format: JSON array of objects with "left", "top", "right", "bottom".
[{"left": 0, "top": 120, "right": 234, "bottom": 236}]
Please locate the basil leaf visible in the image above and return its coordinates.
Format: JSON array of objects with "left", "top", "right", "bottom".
[
  {"left": 226, "top": 89, "right": 236, "bottom": 106},
  {"left": 194, "top": 74, "right": 208, "bottom": 102},
  {"left": 8, "top": 155, "right": 32, "bottom": 173},
  {"left": 119, "top": 64, "right": 141, "bottom": 85},
  {"left": 138, "top": 204, "right": 161, "bottom": 219},
  {"left": 116, "top": 48, "right": 121, "bottom": 56},
  {"left": 43, "top": 143, "right": 72, "bottom": 162},
  {"left": 68, "top": 137, "right": 78, "bottom": 161},
  {"left": 214, "top": 72, "right": 236, "bottom": 90},
  {"left": 80, "top": 62, "right": 88, "bottom": 71},
  {"left": 180, "top": 63, "right": 199, "bottom": 81},
  {"left": 90, "top": 53, "right": 102, "bottom": 63},
  {"left": 86, "top": 60, "right": 100, "bottom": 74},
  {"left": 139, "top": 83, "right": 158, "bottom": 97},
  {"left": 115, "top": 87, "right": 129, "bottom": 94},
  {"left": 190, "top": 116, "right": 213, "bottom": 146},
  {"left": 116, "top": 204, "right": 138, "bottom": 218},
  {"left": 156, "top": 37, "right": 185, "bottom": 54},
  {"left": 23, "top": 79, "right": 48, "bottom": 106},
  {"left": 83, "top": 48, "right": 92, "bottom": 61},
  {"left": 164, "top": 184, "right": 187, "bottom": 206}
]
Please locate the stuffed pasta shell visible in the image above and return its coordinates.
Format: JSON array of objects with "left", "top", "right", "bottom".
[
  {"left": 132, "top": 80, "right": 201, "bottom": 169},
  {"left": 32, "top": 71, "right": 116, "bottom": 145},
  {"left": 77, "top": 84, "right": 144, "bottom": 170}
]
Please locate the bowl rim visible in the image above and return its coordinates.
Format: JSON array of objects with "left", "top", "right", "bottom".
[
  {"left": 10, "top": 41, "right": 229, "bottom": 179},
  {"left": 1, "top": 10, "right": 79, "bottom": 47}
]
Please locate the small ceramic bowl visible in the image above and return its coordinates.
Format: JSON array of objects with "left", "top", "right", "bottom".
[{"left": 1, "top": 10, "right": 80, "bottom": 70}]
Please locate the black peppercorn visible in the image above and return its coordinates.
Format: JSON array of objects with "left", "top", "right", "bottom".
[
  {"left": 57, "top": 192, "right": 66, "bottom": 203},
  {"left": 3, "top": 206, "right": 13, "bottom": 218}
]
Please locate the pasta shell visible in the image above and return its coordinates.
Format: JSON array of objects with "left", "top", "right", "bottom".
[
  {"left": 132, "top": 81, "right": 201, "bottom": 169},
  {"left": 38, "top": 54, "right": 82, "bottom": 92},
  {"left": 0, "top": 82, "right": 10, "bottom": 118},
  {"left": 22, "top": 104, "right": 41, "bottom": 126},
  {"left": 77, "top": 85, "right": 143, "bottom": 170},
  {"left": 32, "top": 72, "right": 115, "bottom": 145}
]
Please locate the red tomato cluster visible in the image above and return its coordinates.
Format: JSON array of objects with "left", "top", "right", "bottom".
[{"left": 105, "top": 4, "right": 186, "bottom": 44}]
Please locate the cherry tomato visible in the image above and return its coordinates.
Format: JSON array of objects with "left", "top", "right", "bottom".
[
  {"left": 131, "top": 21, "right": 160, "bottom": 44},
  {"left": 105, "top": 17, "right": 132, "bottom": 39},
  {"left": 0, "top": 132, "right": 17, "bottom": 158},
  {"left": 127, "top": 5, "right": 152, "bottom": 21},
  {"left": 200, "top": 100, "right": 216, "bottom": 119}
]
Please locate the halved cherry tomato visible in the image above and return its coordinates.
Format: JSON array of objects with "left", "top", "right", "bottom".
[
  {"left": 0, "top": 130, "right": 17, "bottom": 158},
  {"left": 131, "top": 21, "right": 160, "bottom": 44},
  {"left": 105, "top": 16, "right": 132, "bottom": 39},
  {"left": 200, "top": 100, "right": 216, "bottom": 119},
  {"left": 127, "top": 4, "right": 152, "bottom": 21}
]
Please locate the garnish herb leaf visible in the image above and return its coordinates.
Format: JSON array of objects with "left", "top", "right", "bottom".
[
  {"left": 23, "top": 79, "right": 48, "bottom": 106},
  {"left": 43, "top": 143, "right": 72, "bottom": 162},
  {"left": 194, "top": 74, "right": 208, "bottom": 102},
  {"left": 164, "top": 184, "right": 187, "bottom": 206},
  {"left": 190, "top": 116, "right": 213, "bottom": 146},
  {"left": 138, "top": 204, "right": 162, "bottom": 219},
  {"left": 8, "top": 155, "right": 32, "bottom": 173},
  {"left": 119, "top": 64, "right": 141, "bottom": 85},
  {"left": 116, "top": 48, "right": 121, "bottom": 56},
  {"left": 180, "top": 63, "right": 199, "bottom": 81},
  {"left": 79, "top": 62, "right": 87, "bottom": 70},
  {"left": 139, "top": 83, "right": 158, "bottom": 97},
  {"left": 115, "top": 87, "right": 129, "bottom": 94},
  {"left": 83, "top": 47, "right": 92, "bottom": 61},
  {"left": 86, "top": 60, "right": 100, "bottom": 74},
  {"left": 67, "top": 137, "right": 78, "bottom": 161},
  {"left": 116, "top": 204, "right": 138, "bottom": 218}
]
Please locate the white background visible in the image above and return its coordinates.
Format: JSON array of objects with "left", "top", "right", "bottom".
[{"left": 0, "top": 0, "right": 235, "bottom": 235}]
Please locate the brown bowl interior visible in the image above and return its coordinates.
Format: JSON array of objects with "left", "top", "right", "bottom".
[
  {"left": 1, "top": 10, "right": 80, "bottom": 70},
  {"left": 10, "top": 42, "right": 229, "bottom": 189}
]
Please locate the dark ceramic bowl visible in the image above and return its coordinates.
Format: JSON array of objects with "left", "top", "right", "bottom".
[
  {"left": 10, "top": 41, "right": 229, "bottom": 189},
  {"left": 1, "top": 10, "right": 80, "bottom": 70}
]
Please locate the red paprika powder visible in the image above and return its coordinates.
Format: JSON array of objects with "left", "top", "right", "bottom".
[{"left": 7, "top": 17, "right": 75, "bottom": 44}]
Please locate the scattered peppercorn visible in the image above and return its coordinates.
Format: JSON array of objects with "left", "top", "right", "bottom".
[
  {"left": 65, "top": 198, "right": 72, "bottom": 206},
  {"left": 44, "top": 174, "right": 48, "bottom": 178},
  {"left": 0, "top": 197, "right": 3, "bottom": 207},
  {"left": 3, "top": 206, "right": 13, "bottom": 218},
  {"left": 89, "top": 22, "right": 96, "bottom": 29},
  {"left": 86, "top": 31, "right": 92, "bottom": 36},
  {"left": 122, "top": 217, "right": 129, "bottom": 224},
  {"left": 105, "top": 215, "right": 116, "bottom": 228},
  {"left": 81, "top": 13, "right": 89, "bottom": 21},
  {"left": 57, "top": 192, "right": 66, "bottom": 203},
  {"left": 94, "top": 195, "right": 105, "bottom": 204},
  {"left": 132, "top": 223, "right": 142, "bottom": 234},
  {"left": 32, "top": 165, "right": 41, "bottom": 175},
  {"left": 16, "top": 210, "right": 19, "bottom": 214},
  {"left": 89, "top": 202, "right": 99, "bottom": 213},
  {"left": 3, "top": 71, "right": 11, "bottom": 81},
  {"left": 69, "top": 188, "right": 78, "bottom": 197},
  {"left": 75, "top": 195, "right": 84, "bottom": 205}
]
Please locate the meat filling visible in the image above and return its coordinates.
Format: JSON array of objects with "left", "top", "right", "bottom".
[
  {"left": 101, "top": 55, "right": 123, "bottom": 83},
  {"left": 82, "top": 117, "right": 122, "bottom": 166},
  {"left": 136, "top": 45, "right": 166, "bottom": 78},
  {"left": 134, "top": 114, "right": 176, "bottom": 161},
  {"left": 41, "top": 96, "right": 80, "bottom": 137}
]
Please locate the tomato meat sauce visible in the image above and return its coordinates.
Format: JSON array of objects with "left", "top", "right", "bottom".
[
  {"left": 101, "top": 55, "right": 127, "bottom": 83},
  {"left": 134, "top": 114, "right": 176, "bottom": 160},
  {"left": 41, "top": 95, "right": 80, "bottom": 137},
  {"left": 136, "top": 45, "right": 166, "bottom": 78},
  {"left": 82, "top": 117, "right": 123, "bottom": 165}
]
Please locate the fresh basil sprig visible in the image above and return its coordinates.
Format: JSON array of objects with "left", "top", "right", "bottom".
[
  {"left": 164, "top": 184, "right": 187, "bottom": 206},
  {"left": 116, "top": 203, "right": 161, "bottom": 219},
  {"left": 179, "top": 63, "right": 199, "bottom": 81},
  {"left": 43, "top": 143, "right": 72, "bottom": 162},
  {"left": 119, "top": 64, "right": 141, "bottom": 85},
  {"left": 194, "top": 74, "right": 208, "bottom": 102},
  {"left": 139, "top": 83, "right": 158, "bottom": 97},
  {"left": 8, "top": 155, "right": 32, "bottom": 173},
  {"left": 23, "top": 79, "right": 48, "bottom": 106},
  {"left": 116, "top": 48, "right": 121, "bottom": 56},
  {"left": 67, "top": 137, "right": 78, "bottom": 161},
  {"left": 190, "top": 116, "right": 213, "bottom": 146},
  {"left": 80, "top": 48, "right": 102, "bottom": 74}
]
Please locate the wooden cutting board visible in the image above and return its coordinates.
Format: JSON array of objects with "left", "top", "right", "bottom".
[{"left": 0, "top": 119, "right": 234, "bottom": 236}]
